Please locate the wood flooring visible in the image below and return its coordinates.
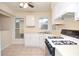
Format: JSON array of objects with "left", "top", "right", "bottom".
[{"left": 1, "top": 44, "right": 46, "bottom": 56}]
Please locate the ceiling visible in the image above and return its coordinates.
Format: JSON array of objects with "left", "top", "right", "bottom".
[{"left": 3, "top": 2, "right": 52, "bottom": 12}]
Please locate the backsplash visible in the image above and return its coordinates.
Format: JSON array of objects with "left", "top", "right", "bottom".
[
  {"left": 52, "top": 24, "right": 64, "bottom": 37},
  {"left": 61, "top": 29, "right": 79, "bottom": 39}
]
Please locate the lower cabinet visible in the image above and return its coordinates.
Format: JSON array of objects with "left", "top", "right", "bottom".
[
  {"left": 24, "top": 32, "right": 45, "bottom": 48},
  {"left": 39, "top": 33, "right": 45, "bottom": 48}
]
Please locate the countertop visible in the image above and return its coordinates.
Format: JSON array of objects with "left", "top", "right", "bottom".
[{"left": 47, "top": 34, "right": 79, "bottom": 56}]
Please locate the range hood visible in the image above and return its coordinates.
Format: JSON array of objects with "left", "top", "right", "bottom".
[
  {"left": 52, "top": 12, "right": 75, "bottom": 25},
  {"left": 53, "top": 20, "right": 64, "bottom": 25},
  {"left": 52, "top": 17, "right": 64, "bottom": 25}
]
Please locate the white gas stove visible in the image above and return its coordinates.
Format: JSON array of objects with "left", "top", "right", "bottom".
[{"left": 45, "top": 36, "right": 78, "bottom": 56}]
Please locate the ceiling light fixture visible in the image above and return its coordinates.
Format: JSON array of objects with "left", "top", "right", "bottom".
[
  {"left": 19, "top": 2, "right": 24, "bottom": 8},
  {"left": 23, "top": 3, "right": 28, "bottom": 8},
  {"left": 19, "top": 2, "right": 28, "bottom": 8}
]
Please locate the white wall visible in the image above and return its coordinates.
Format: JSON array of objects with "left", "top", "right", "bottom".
[
  {"left": 0, "top": 31, "right": 1, "bottom": 55},
  {"left": 0, "top": 3, "right": 14, "bottom": 51},
  {"left": 0, "top": 3, "right": 14, "bottom": 16},
  {"left": 63, "top": 18, "right": 79, "bottom": 30},
  {"left": 0, "top": 14, "right": 12, "bottom": 51},
  {"left": 52, "top": 2, "right": 78, "bottom": 21},
  {"left": 74, "top": 3, "right": 79, "bottom": 20},
  {"left": 0, "top": 16, "right": 1, "bottom": 56},
  {"left": 1, "top": 31, "right": 12, "bottom": 50}
]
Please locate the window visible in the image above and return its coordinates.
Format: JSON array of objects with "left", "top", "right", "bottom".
[
  {"left": 39, "top": 17, "right": 48, "bottom": 30},
  {"left": 15, "top": 18, "right": 24, "bottom": 39}
]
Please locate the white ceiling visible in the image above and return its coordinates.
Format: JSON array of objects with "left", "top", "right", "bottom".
[{"left": 4, "top": 2, "right": 52, "bottom": 12}]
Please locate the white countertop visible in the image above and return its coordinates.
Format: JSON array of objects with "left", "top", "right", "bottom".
[{"left": 47, "top": 34, "right": 79, "bottom": 56}]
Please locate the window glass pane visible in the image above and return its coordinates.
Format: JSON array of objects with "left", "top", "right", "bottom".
[
  {"left": 15, "top": 29, "right": 24, "bottom": 39},
  {"left": 39, "top": 17, "right": 48, "bottom": 30},
  {"left": 15, "top": 18, "right": 24, "bottom": 39},
  {"left": 20, "top": 20, "right": 24, "bottom": 29},
  {"left": 41, "top": 24, "right": 48, "bottom": 29},
  {"left": 16, "top": 19, "right": 20, "bottom": 28},
  {"left": 15, "top": 29, "right": 21, "bottom": 38}
]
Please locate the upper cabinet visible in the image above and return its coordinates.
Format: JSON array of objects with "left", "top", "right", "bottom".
[{"left": 25, "top": 15, "right": 35, "bottom": 26}]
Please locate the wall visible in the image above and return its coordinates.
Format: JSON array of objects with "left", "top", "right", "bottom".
[
  {"left": 52, "top": 24, "right": 64, "bottom": 37},
  {"left": 0, "top": 3, "right": 14, "bottom": 16},
  {"left": 0, "top": 14, "right": 1, "bottom": 55},
  {"left": 1, "top": 31, "right": 12, "bottom": 50},
  {"left": 0, "top": 31, "right": 1, "bottom": 56},
  {"left": 0, "top": 14, "right": 12, "bottom": 51},
  {"left": 0, "top": 3, "right": 14, "bottom": 51},
  {"left": 63, "top": 19, "right": 79, "bottom": 30},
  {"left": 12, "top": 12, "right": 52, "bottom": 44},
  {"left": 51, "top": 19, "right": 79, "bottom": 37},
  {"left": 52, "top": 2, "right": 78, "bottom": 21},
  {"left": 75, "top": 3, "right": 79, "bottom": 20},
  {"left": 0, "top": 14, "right": 12, "bottom": 30},
  {"left": 51, "top": 3, "right": 65, "bottom": 36},
  {"left": 51, "top": 2, "right": 79, "bottom": 36}
]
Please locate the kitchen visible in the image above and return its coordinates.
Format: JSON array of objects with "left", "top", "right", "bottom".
[{"left": 0, "top": 2, "right": 79, "bottom": 56}]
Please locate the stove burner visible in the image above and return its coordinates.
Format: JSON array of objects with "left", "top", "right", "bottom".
[
  {"left": 48, "top": 36, "right": 64, "bottom": 39},
  {"left": 52, "top": 40, "right": 77, "bottom": 45}
]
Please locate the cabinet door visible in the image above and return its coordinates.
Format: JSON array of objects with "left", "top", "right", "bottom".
[
  {"left": 30, "top": 33, "right": 35, "bottom": 47},
  {"left": 26, "top": 16, "right": 35, "bottom": 26},
  {"left": 25, "top": 33, "right": 46, "bottom": 48},
  {"left": 30, "top": 33, "right": 39, "bottom": 47},
  {"left": 39, "top": 34, "right": 45, "bottom": 48},
  {"left": 24, "top": 33, "right": 40, "bottom": 47},
  {"left": 24, "top": 33, "right": 31, "bottom": 47}
]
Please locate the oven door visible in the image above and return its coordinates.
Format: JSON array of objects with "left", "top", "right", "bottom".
[{"left": 45, "top": 39, "right": 55, "bottom": 56}]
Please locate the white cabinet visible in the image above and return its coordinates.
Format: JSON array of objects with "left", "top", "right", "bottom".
[
  {"left": 39, "top": 33, "right": 45, "bottom": 48},
  {"left": 24, "top": 33, "right": 40, "bottom": 47},
  {"left": 24, "top": 33, "right": 31, "bottom": 47},
  {"left": 24, "top": 33, "right": 45, "bottom": 48},
  {"left": 25, "top": 15, "right": 35, "bottom": 26}
]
